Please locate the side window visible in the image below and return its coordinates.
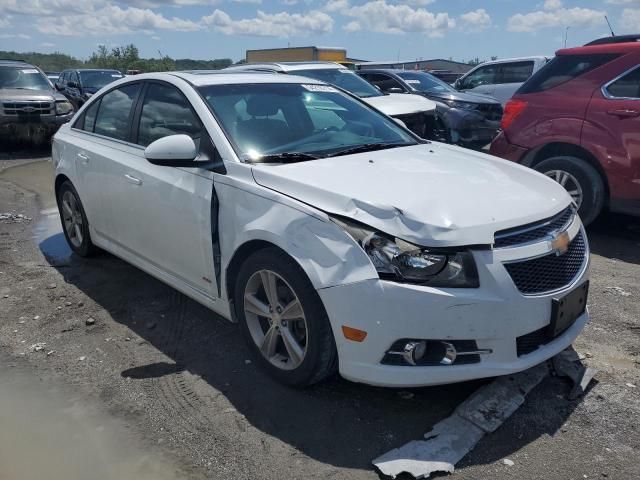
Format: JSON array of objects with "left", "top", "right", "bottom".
[
  {"left": 461, "top": 65, "right": 498, "bottom": 89},
  {"left": 363, "top": 74, "right": 404, "bottom": 93},
  {"left": 83, "top": 100, "right": 100, "bottom": 132},
  {"left": 71, "top": 72, "right": 79, "bottom": 86},
  {"left": 94, "top": 83, "right": 140, "bottom": 141},
  {"left": 604, "top": 66, "right": 640, "bottom": 99},
  {"left": 137, "top": 83, "right": 203, "bottom": 147},
  {"left": 498, "top": 61, "right": 534, "bottom": 84},
  {"left": 59, "top": 72, "right": 68, "bottom": 86}
]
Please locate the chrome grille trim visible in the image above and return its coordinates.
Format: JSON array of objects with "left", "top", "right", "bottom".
[
  {"left": 2, "top": 101, "right": 54, "bottom": 115},
  {"left": 494, "top": 206, "right": 575, "bottom": 249}
]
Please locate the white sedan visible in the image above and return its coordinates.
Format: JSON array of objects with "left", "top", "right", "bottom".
[{"left": 52, "top": 72, "right": 590, "bottom": 387}]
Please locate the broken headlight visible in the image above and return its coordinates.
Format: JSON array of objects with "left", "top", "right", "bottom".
[{"left": 331, "top": 216, "right": 479, "bottom": 288}]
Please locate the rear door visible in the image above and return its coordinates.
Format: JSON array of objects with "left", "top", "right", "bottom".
[{"left": 587, "top": 64, "right": 640, "bottom": 213}]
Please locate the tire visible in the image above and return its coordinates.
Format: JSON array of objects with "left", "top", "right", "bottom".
[
  {"left": 534, "top": 156, "right": 605, "bottom": 226},
  {"left": 56, "top": 180, "right": 98, "bottom": 257},
  {"left": 234, "top": 247, "right": 338, "bottom": 387}
]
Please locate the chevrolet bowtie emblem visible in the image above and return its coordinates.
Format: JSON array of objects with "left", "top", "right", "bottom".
[{"left": 551, "top": 231, "right": 570, "bottom": 255}]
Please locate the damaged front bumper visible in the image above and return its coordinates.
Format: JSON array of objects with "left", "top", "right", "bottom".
[
  {"left": 318, "top": 246, "right": 589, "bottom": 388},
  {"left": 436, "top": 104, "right": 501, "bottom": 147},
  {"left": 0, "top": 112, "right": 74, "bottom": 140}
]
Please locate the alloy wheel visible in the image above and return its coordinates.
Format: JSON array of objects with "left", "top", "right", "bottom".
[
  {"left": 544, "top": 169, "right": 584, "bottom": 208},
  {"left": 61, "top": 190, "right": 84, "bottom": 248},
  {"left": 243, "top": 269, "right": 308, "bottom": 370}
]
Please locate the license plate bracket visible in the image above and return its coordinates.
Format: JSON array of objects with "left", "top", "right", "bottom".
[{"left": 549, "top": 281, "right": 589, "bottom": 338}]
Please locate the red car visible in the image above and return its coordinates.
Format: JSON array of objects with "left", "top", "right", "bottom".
[{"left": 491, "top": 35, "right": 640, "bottom": 224}]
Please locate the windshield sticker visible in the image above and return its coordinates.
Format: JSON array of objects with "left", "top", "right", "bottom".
[
  {"left": 302, "top": 84, "right": 338, "bottom": 93},
  {"left": 405, "top": 79, "right": 421, "bottom": 84},
  {"left": 21, "top": 69, "right": 39, "bottom": 74},
  {"left": 111, "top": 74, "right": 122, "bottom": 77}
]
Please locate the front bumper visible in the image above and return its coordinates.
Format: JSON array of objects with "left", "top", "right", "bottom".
[
  {"left": 319, "top": 224, "right": 589, "bottom": 387},
  {"left": 0, "top": 113, "right": 74, "bottom": 134},
  {"left": 437, "top": 104, "right": 501, "bottom": 145}
]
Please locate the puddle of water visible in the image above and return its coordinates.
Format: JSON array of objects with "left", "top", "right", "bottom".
[
  {"left": 0, "top": 362, "right": 184, "bottom": 480},
  {"left": 0, "top": 160, "right": 71, "bottom": 261}
]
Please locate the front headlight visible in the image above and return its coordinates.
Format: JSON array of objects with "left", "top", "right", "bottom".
[
  {"left": 55, "top": 100, "right": 73, "bottom": 115},
  {"left": 331, "top": 216, "right": 479, "bottom": 287},
  {"left": 446, "top": 100, "right": 477, "bottom": 111}
]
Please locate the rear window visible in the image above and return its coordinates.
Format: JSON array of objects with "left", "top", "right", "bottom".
[{"left": 517, "top": 54, "right": 618, "bottom": 94}]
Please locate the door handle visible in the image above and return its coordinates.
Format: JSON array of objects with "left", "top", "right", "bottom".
[
  {"left": 607, "top": 109, "right": 640, "bottom": 118},
  {"left": 124, "top": 174, "right": 142, "bottom": 186},
  {"left": 77, "top": 152, "right": 90, "bottom": 163}
]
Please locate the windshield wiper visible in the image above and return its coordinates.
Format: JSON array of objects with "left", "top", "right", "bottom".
[
  {"left": 250, "top": 152, "right": 321, "bottom": 164},
  {"left": 328, "top": 142, "right": 409, "bottom": 158}
]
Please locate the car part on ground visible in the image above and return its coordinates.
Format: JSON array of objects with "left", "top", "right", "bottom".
[
  {"left": 0, "top": 59, "right": 74, "bottom": 143},
  {"left": 357, "top": 69, "right": 502, "bottom": 149},
  {"left": 52, "top": 71, "right": 589, "bottom": 387},
  {"left": 220, "top": 62, "right": 439, "bottom": 141},
  {"left": 453, "top": 56, "right": 550, "bottom": 106},
  {"left": 490, "top": 36, "right": 640, "bottom": 223}
]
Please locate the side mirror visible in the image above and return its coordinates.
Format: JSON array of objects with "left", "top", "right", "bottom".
[
  {"left": 144, "top": 134, "right": 198, "bottom": 167},
  {"left": 393, "top": 118, "right": 407, "bottom": 129},
  {"left": 454, "top": 79, "right": 463, "bottom": 90},
  {"left": 387, "top": 87, "right": 404, "bottom": 94}
]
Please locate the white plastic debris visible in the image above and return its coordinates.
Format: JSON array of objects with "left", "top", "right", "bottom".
[
  {"left": 30, "top": 342, "right": 46, "bottom": 352},
  {"left": 373, "top": 363, "right": 549, "bottom": 479},
  {"left": 503, "top": 458, "right": 515, "bottom": 466}
]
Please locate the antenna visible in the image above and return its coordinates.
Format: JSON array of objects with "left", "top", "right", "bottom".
[{"left": 605, "top": 15, "right": 615, "bottom": 37}]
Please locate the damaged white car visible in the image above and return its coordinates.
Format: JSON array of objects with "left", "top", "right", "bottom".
[{"left": 52, "top": 72, "right": 590, "bottom": 387}]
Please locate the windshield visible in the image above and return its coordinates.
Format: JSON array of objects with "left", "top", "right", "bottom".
[
  {"left": 395, "top": 71, "right": 456, "bottom": 94},
  {"left": 198, "top": 83, "right": 417, "bottom": 162},
  {"left": 0, "top": 66, "right": 51, "bottom": 91},
  {"left": 294, "top": 68, "right": 383, "bottom": 98},
  {"left": 80, "top": 70, "right": 123, "bottom": 89}
]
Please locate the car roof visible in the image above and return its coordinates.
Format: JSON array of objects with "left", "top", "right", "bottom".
[
  {"left": 469, "top": 56, "right": 550, "bottom": 66},
  {"left": 64, "top": 68, "right": 122, "bottom": 73},
  {"left": 126, "top": 71, "right": 328, "bottom": 87},
  {"left": 357, "top": 69, "right": 431, "bottom": 76},
  {"left": 558, "top": 40, "right": 640, "bottom": 56},
  {"left": 0, "top": 59, "right": 35, "bottom": 68},
  {"left": 225, "top": 62, "right": 347, "bottom": 73}
]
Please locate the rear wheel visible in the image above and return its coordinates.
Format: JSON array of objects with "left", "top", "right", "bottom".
[
  {"left": 534, "top": 156, "right": 605, "bottom": 225},
  {"left": 56, "top": 181, "right": 98, "bottom": 257},
  {"left": 234, "top": 247, "right": 337, "bottom": 387}
]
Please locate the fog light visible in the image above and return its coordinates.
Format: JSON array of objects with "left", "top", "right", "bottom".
[{"left": 403, "top": 341, "right": 427, "bottom": 366}]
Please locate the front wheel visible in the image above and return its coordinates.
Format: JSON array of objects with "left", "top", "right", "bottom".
[
  {"left": 534, "top": 156, "right": 605, "bottom": 226},
  {"left": 234, "top": 247, "right": 337, "bottom": 387}
]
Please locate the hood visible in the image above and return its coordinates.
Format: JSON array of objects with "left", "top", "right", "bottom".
[
  {"left": 0, "top": 88, "right": 57, "bottom": 102},
  {"left": 363, "top": 93, "right": 437, "bottom": 116},
  {"left": 251, "top": 143, "right": 571, "bottom": 247},
  {"left": 423, "top": 90, "right": 499, "bottom": 105}
]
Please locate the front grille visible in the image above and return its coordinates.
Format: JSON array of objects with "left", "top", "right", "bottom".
[
  {"left": 516, "top": 326, "right": 550, "bottom": 356},
  {"left": 494, "top": 206, "right": 575, "bottom": 248},
  {"left": 476, "top": 103, "right": 503, "bottom": 121},
  {"left": 2, "top": 101, "right": 53, "bottom": 115},
  {"left": 504, "top": 231, "right": 587, "bottom": 295}
]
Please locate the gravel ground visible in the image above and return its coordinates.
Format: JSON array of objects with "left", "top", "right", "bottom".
[{"left": 1, "top": 144, "right": 639, "bottom": 480}]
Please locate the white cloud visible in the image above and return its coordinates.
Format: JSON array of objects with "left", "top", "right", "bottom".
[
  {"left": 40, "top": 42, "right": 56, "bottom": 47},
  {"left": 341, "top": 0, "right": 454, "bottom": 37},
  {"left": 543, "top": 0, "right": 563, "bottom": 10},
  {"left": 281, "top": 0, "right": 298, "bottom": 4},
  {"left": 0, "top": 17, "right": 9, "bottom": 28},
  {"left": 508, "top": 7, "right": 605, "bottom": 32},
  {"left": 605, "top": 0, "right": 640, "bottom": 4},
  {"left": 459, "top": 8, "right": 491, "bottom": 33},
  {"left": 620, "top": 7, "right": 640, "bottom": 31},
  {"left": 231, "top": 0, "right": 262, "bottom": 4},
  {"left": 324, "top": 0, "right": 349, "bottom": 12},
  {"left": 36, "top": 4, "right": 201, "bottom": 36},
  {"left": 0, "top": 33, "right": 31, "bottom": 39},
  {"left": 202, "top": 9, "right": 333, "bottom": 37}
]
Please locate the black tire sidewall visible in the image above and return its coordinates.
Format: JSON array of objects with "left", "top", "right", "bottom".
[
  {"left": 534, "top": 156, "right": 605, "bottom": 225},
  {"left": 56, "top": 181, "right": 95, "bottom": 257},
  {"left": 234, "top": 248, "right": 337, "bottom": 387}
]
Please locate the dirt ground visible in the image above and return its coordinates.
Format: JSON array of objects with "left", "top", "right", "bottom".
[{"left": 1, "top": 144, "right": 639, "bottom": 480}]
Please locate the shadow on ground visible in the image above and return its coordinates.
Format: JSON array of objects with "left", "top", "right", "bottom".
[
  {"left": 44, "top": 240, "right": 584, "bottom": 475},
  {"left": 0, "top": 138, "right": 52, "bottom": 161},
  {"left": 587, "top": 212, "right": 640, "bottom": 265}
]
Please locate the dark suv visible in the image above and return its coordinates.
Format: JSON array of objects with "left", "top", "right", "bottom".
[
  {"left": 56, "top": 69, "right": 123, "bottom": 109},
  {"left": 357, "top": 69, "right": 503, "bottom": 148},
  {"left": 491, "top": 35, "right": 640, "bottom": 224}
]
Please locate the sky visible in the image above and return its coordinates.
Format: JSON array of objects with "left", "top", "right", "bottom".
[{"left": 0, "top": 0, "right": 638, "bottom": 63}]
